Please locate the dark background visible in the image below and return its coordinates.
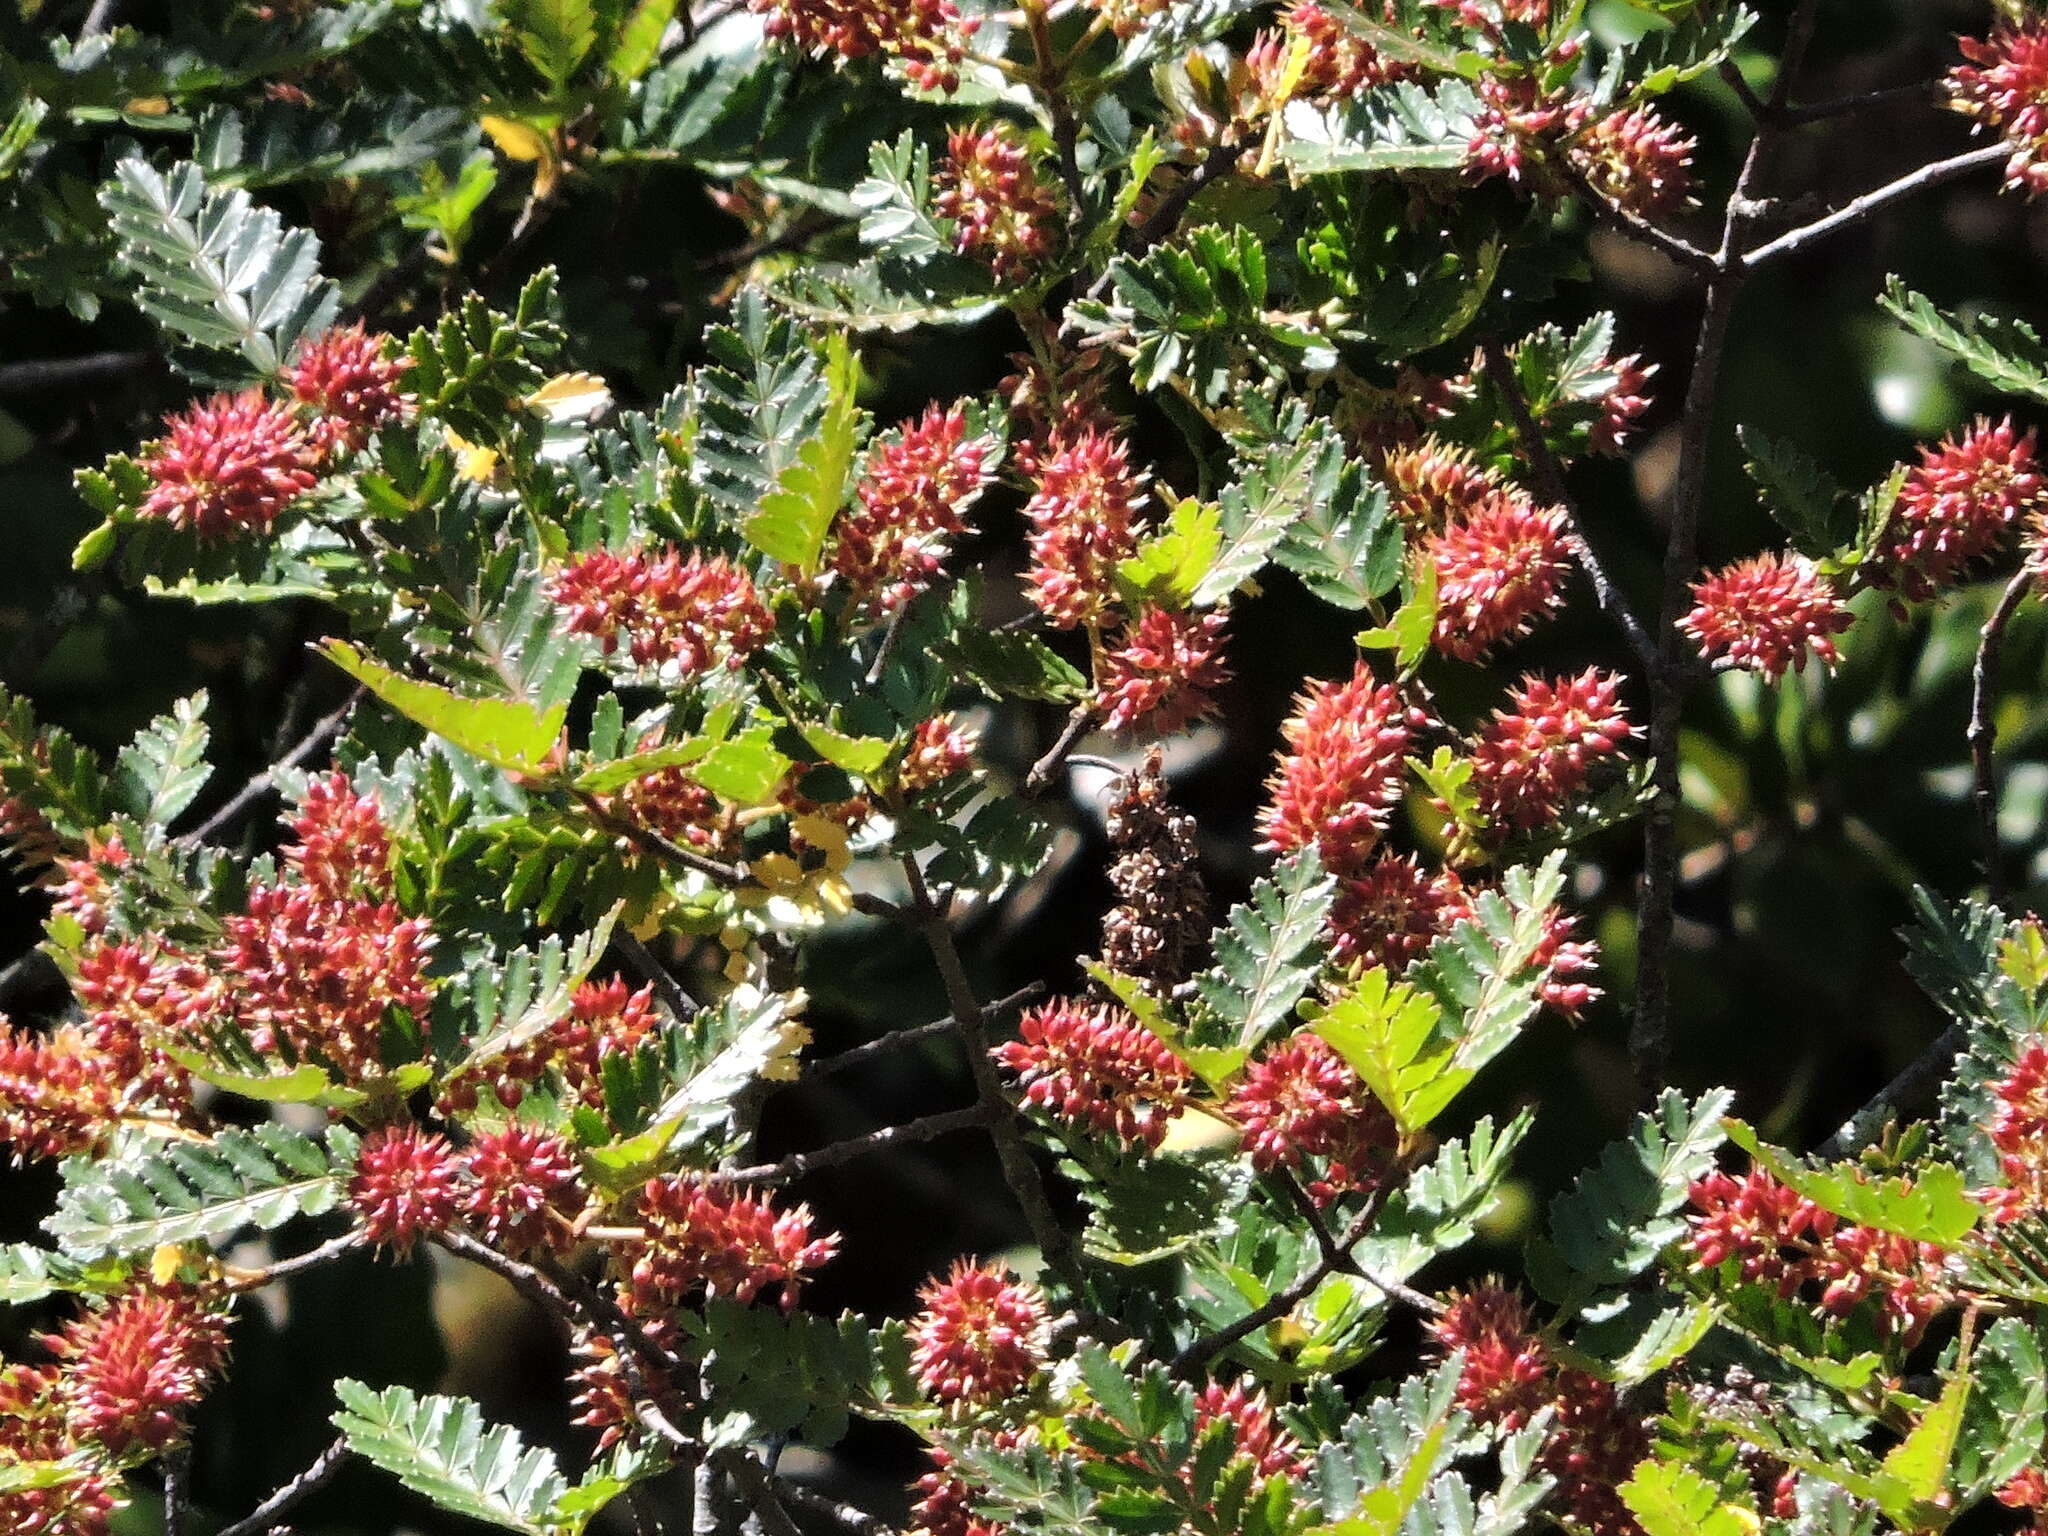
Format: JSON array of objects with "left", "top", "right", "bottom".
[{"left": 2, "top": 0, "right": 2044, "bottom": 1528}]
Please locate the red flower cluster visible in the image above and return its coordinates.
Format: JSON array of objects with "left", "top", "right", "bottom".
[
  {"left": 1981, "top": 1041, "right": 2048, "bottom": 1222},
  {"left": 460, "top": 1125, "right": 581, "bottom": 1254},
  {"left": 1879, "top": 416, "right": 2044, "bottom": 600},
  {"left": 752, "top": 0, "right": 976, "bottom": 91},
  {"left": 289, "top": 770, "right": 395, "bottom": 901},
  {"left": 1949, "top": 19, "right": 2048, "bottom": 195},
  {"left": 1470, "top": 669, "right": 1633, "bottom": 833},
  {"left": 1424, "top": 494, "right": 1575, "bottom": 661},
  {"left": 1533, "top": 907, "right": 1602, "bottom": 1021},
  {"left": 913, "top": 1438, "right": 1019, "bottom": 1536},
  {"left": 52, "top": 832, "right": 128, "bottom": 937},
  {"left": 1589, "top": 355, "right": 1654, "bottom": 458},
  {"left": 935, "top": 127, "right": 1060, "bottom": 284},
  {"left": 1228, "top": 1033, "right": 1398, "bottom": 1205},
  {"left": 1570, "top": 106, "right": 1695, "bottom": 217},
  {"left": 221, "top": 879, "right": 434, "bottom": 1080},
  {"left": 1680, "top": 552, "right": 1852, "bottom": 680},
  {"left": 1259, "top": 663, "right": 1420, "bottom": 877},
  {"left": 1021, "top": 429, "right": 1147, "bottom": 628},
  {"left": 551, "top": 546, "right": 774, "bottom": 672},
  {"left": 0, "top": 1024, "right": 124, "bottom": 1163},
  {"left": 835, "top": 404, "right": 993, "bottom": 616},
  {"left": 1248, "top": 1, "right": 1412, "bottom": 100},
  {"left": 1431, "top": 1282, "right": 1650, "bottom": 1536},
  {"left": 1685, "top": 1168, "right": 1953, "bottom": 1340},
  {"left": 349, "top": 1124, "right": 463, "bottom": 1252},
  {"left": 900, "top": 715, "right": 978, "bottom": 792},
  {"left": 1096, "top": 606, "right": 1231, "bottom": 735},
  {"left": 1330, "top": 854, "right": 1471, "bottom": 971},
  {"left": 1190, "top": 1381, "right": 1307, "bottom": 1481},
  {"left": 1463, "top": 77, "right": 1589, "bottom": 187},
  {"left": 612, "top": 763, "right": 732, "bottom": 854},
  {"left": 70, "top": 940, "right": 212, "bottom": 1110},
  {"left": 444, "top": 977, "right": 663, "bottom": 1113},
  {"left": 911, "top": 1260, "right": 1048, "bottom": 1404},
  {"left": 139, "top": 390, "right": 318, "bottom": 539},
  {"left": 995, "top": 998, "right": 1192, "bottom": 1150},
  {"left": 285, "top": 322, "right": 412, "bottom": 452},
  {"left": 43, "top": 1286, "right": 230, "bottom": 1454},
  {"left": 629, "top": 1176, "right": 839, "bottom": 1313},
  {"left": 1379, "top": 439, "right": 1501, "bottom": 528}
]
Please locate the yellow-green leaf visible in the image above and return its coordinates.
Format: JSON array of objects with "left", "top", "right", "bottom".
[
  {"left": 1618, "top": 1459, "right": 1757, "bottom": 1536},
  {"left": 1881, "top": 1371, "right": 1971, "bottom": 1508},
  {"left": 692, "top": 726, "right": 791, "bottom": 806},
  {"left": 744, "top": 331, "right": 861, "bottom": 574},
  {"left": 800, "top": 724, "right": 892, "bottom": 778},
  {"left": 1116, "top": 496, "right": 1224, "bottom": 608},
  {"left": 320, "top": 640, "right": 564, "bottom": 775},
  {"left": 1311, "top": 967, "right": 1456, "bottom": 1134}
]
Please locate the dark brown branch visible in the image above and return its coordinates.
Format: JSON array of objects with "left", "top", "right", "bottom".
[
  {"left": 214, "top": 1437, "right": 352, "bottom": 1536},
  {"left": 1817, "top": 1023, "right": 1965, "bottom": 1161},
  {"left": 1741, "top": 144, "right": 2009, "bottom": 269},
  {"left": 1562, "top": 159, "right": 1715, "bottom": 275},
  {"left": 902, "top": 855, "right": 1085, "bottom": 1293},
  {"left": 615, "top": 928, "right": 701, "bottom": 1021},
  {"left": 799, "top": 983, "right": 1043, "bottom": 1082},
  {"left": 162, "top": 1445, "right": 190, "bottom": 1536},
  {"left": 715, "top": 1449, "right": 808, "bottom": 1536},
  {"left": 775, "top": 1477, "right": 901, "bottom": 1536},
  {"left": 1782, "top": 79, "right": 1937, "bottom": 125},
  {"left": 576, "top": 789, "right": 751, "bottom": 887},
  {"left": 1970, "top": 572, "right": 2034, "bottom": 905},
  {"left": 1481, "top": 338, "right": 1660, "bottom": 669},
  {"left": 1172, "top": 1202, "right": 1381, "bottom": 1376},
  {"left": 712, "top": 1103, "right": 994, "bottom": 1185},
  {"left": 226, "top": 1230, "right": 368, "bottom": 1290},
  {"left": 178, "top": 688, "right": 364, "bottom": 847},
  {"left": 1024, "top": 704, "right": 1098, "bottom": 796},
  {"left": 1269, "top": 1171, "right": 1444, "bottom": 1317}
]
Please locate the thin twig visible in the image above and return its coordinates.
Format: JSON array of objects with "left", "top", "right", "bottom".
[
  {"left": 1481, "top": 338, "right": 1660, "bottom": 669},
  {"left": 865, "top": 603, "right": 911, "bottom": 687},
  {"left": 1561, "top": 159, "right": 1715, "bottom": 275},
  {"left": 1172, "top": 1202, "right": 1381, "bottom": 1376},
  {"left": 1024, "top": 704, "right": 1098, "bottom": 796},
  {"left": 1782, "top": 79, "right": 1936, "bottom": 125},
  {"left": 178, "top": 688, "right": 364, "bottom": 847},
  {"left": 1741, "top": 144, "right": 2008, "bottom": 269},
  {"left": 776, "top": 1478, "right": 901, "bottom": 1536},
  {"left": 214, "top": 1437, "right": 352, "bottom": 1536},
  {"left": 577, "top": 790, "right": 751, "bottom": 887},
  {"left": 77, "top": 0, "right": 121, "bottom": 38},
  {"left": 800, "top": 983, "right": 1044, "bottom": 1082},
  {"left": 1270, "top": 1172, "right": 1444, "bottom": 1317},
  {"left": 1718, "top": 58, "right": 1772, "bottom": 122},
  {"left": 902, "top": 855, "right": 1085, "bottom": 1293},
  {"left": 716, "top": 1448, "right": 807, "bottom": 1536},
  {"left": 1818, "top": 1023, "right": 1967, "bottom": 1161},
  {"left": 616, "top": 928, "right": 701, "bottom": 1021},
  {"left": 1970, "top": 572, "right": 2034, "bottom": 905},
  {"left": 225, "top": 1231, "right": 368, "bottom": 1291},
  {"left": 712, "top": 1103, "right": 994, "bottom": 1185}
]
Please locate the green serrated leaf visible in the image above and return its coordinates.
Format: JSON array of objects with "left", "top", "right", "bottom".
[
  {"left": 334, "top": 1380, "right": 574, "bottom": 1534},
  {"left": 745, "top": 331, "right": 862, "bottom": 573},
  {"left": 48, "top": 1123, "right": 357, "bottom": 1257},
  {"left": 1879, "top": 275, "right": 2048, "bottom": 406},
  {"left": 1192, "top": 850, "right": 1336, "bottom": 1052},
  {"left": 322, "top": 641, "right": 564, "bottom": 776}
]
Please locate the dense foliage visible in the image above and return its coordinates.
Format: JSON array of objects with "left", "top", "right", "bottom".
[{"left": 9, "top": 1, "right": 2048, "bottom": 1534}]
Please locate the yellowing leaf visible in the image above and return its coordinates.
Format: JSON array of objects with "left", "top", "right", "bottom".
[
  {"left": 523, "top": 370, "right": 612, "bottom": 423},
  {"left": 480, "top": 113, "right": 550, "bottom": 162},
  {"left": 443, "top": 427, "right": 503, "bottom": 485}
]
